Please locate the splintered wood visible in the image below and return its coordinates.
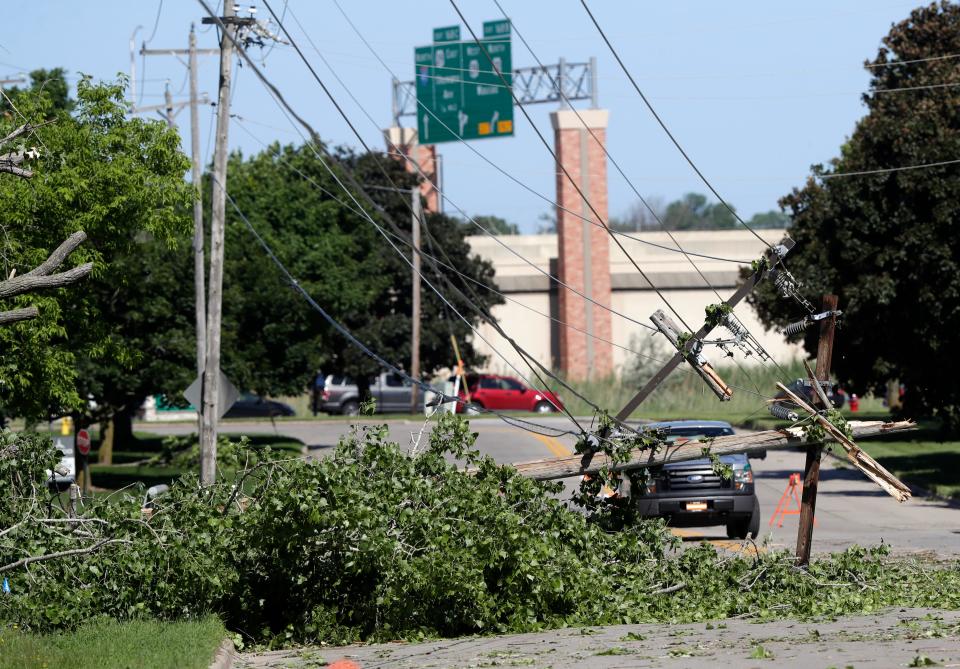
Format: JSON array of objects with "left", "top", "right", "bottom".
[
  {"left": 508, "top": 420, "right": 916, "bottom": 483},
  {"left": 775, "top": 381, "right": 912, "bottom": 502}
]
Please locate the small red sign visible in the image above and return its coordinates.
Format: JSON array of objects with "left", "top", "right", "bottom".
[{"left": 76, "top": 429, "right": 91, "bottom": 456}]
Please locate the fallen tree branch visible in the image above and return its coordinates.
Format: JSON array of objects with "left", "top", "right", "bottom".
[
  {"left": 651, "top": 581, "right": 686, "bottom": 595},
  {"left": 0, "top": 538, "right": 129, "bottom": 574},
  {"left": 506, "top": 420, "right": 916, "bottom": 482}
]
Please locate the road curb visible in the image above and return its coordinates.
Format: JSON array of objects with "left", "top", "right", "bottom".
[{"left": 209, "top": 638, "right": 235, "bottom": 669}]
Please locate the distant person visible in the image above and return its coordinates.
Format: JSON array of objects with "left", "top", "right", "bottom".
[{"left": 311, "top": 370, "right": 325, "bottom": 416}]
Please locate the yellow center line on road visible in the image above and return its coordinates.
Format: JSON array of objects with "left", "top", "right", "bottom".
[
  {"left": 531, "top": 432, "right": 573, "bottom": 458},
  {"left": 670, "top": 527, "right": 767, "bottom": 555}
]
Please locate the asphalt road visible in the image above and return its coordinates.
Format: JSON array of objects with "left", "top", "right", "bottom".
[{"left": 138, "top": 415, "right": 960, "bottom": 557}]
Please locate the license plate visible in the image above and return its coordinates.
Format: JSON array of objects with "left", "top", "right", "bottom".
[{"left": 686, "top": 501, "right": 708, "bottom": 511}]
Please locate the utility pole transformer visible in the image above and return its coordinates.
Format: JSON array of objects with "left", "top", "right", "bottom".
[
  {"left": 410, "top": 188, "right": 422, "bottom": 413},
  {"left": 200, "top": 2, "right": 237, "bottom": 485}
]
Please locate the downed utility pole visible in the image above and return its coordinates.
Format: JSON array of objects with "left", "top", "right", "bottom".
[
  {"left": 508, "top": 420, "right": 915, "bottom": 481},
  {"left": 777, "top": 378, "right": 911, "bottom": 503},
  {"left": 616, "top": 237, "right": 794, "bottom": 421},
  {"left": 794, "top": 294, "right": 837, "bottom": 565}
]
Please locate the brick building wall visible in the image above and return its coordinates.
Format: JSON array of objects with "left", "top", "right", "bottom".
[{"left": 551, "top": 109, "right": 613, "bottom": 379}]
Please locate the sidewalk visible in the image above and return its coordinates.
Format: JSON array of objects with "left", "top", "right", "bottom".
[{"left": 239, "top": 607, "right": 960, "bottom": 668}]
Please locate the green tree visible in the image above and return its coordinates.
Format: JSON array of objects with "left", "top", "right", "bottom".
[
  {"left": 0, "top": 77, "right": 192, "bottom": 426},
  {"left": 749, "top": 1, "right": 960, "bottom": 426},
  {"left": 747, "top": 210, "right": 790, "bottom": 229},
  {"left": 468, "top": 214, "right": 519, "bottom": 235},
  {"left": 2, "top": 68, "right": 74, "bottom": 115},
  {"left": 662, "top": 192, "right": 737, "bottom": 231},
  {"left": 218, "top": 142, "right": 500, "bottom": 400}
]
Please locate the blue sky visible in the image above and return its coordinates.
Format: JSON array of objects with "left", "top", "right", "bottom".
[{"left": 4, "top": 1, "right": 924, "bottom": 232}]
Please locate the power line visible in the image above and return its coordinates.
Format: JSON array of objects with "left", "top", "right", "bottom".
[
  {"left": 446, "top": 0, "right": 696, "bottom": 334},
  {"left": 259, "top": 1, "right": 598, "bottom": 432},
  {"left": 493, "top": 0, "right": 723, "bottom": 304},
  {"left": 234, "top": 116, "right": 776, "bottom": 404},
  {"left": 578, "top": 0, "right": 772, "bottom": 252},
  {"left": 869, "top": 81, "right": 960, "bottom": 94},
  {"left": 866, "top": 52, "right": 960, "bottom": 68},
  {"left": 200, "top": 0, "right": 596, "bottom": 436},
  {"left": 493, "top": 0, "right": 794, "bottom": 387},
  {"left": 295, "top": 2, "right": 670, "bottom": 332},
  {"left": 218, "top": 179, "right": 578, "bottom": 439},
  {"left": 144, "top": 0, "right": 165, "bottom": 44},
  {"left": 820, "top": 157, "right": 960, "bottom": 179}
]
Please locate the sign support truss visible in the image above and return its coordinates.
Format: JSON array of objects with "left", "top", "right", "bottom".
[{"left": 391, "top": 58, "right": 598, "bottom": 127}]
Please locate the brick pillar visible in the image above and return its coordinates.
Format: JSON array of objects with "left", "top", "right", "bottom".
[
  {"left": 383, "top": 126, "right": 439, "bottom": 213},
  {"left": 551, "top": 109, "right": 613, "bottom": 380}
]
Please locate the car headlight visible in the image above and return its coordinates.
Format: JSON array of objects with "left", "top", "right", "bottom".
[{"left": 733, "top": 464, "right": 753, "bottom": 490}]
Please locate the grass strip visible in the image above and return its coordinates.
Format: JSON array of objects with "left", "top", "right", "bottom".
[{"left": 0, "top": 616, "right": 225, "bottom": 669}]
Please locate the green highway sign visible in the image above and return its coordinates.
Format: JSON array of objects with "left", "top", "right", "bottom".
[
  {"left": 433, "top": 25, "right": 460, "bottom": 43},
  {"left": 415, "top": 20, "right": 513, "bottom": 145}
]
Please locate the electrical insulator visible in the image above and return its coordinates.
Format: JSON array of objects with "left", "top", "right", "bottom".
[
  {"left": 768, "top": 403, "right": 799, "bottom": 422},
  {"left": 723, "top": 314, "right": 748, "bottom": 339},
  {"left": 783, "top": 319, "right": 808, "bottom": 336}
]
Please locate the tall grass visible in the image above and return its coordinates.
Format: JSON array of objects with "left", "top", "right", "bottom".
[{"left": 560, "top": 358, "right": 808, "bottom": 423}]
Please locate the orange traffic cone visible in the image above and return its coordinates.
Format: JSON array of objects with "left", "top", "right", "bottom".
[
  {"left": 769, "top": 473, "right": 816, "bottom": 527},
  {"left": 328, "top": 660, "right": 361, "bottom": 669}
]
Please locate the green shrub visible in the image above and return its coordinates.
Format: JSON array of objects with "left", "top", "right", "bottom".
[{"left": 1, "top": 418, "right": 958, "bottom": 648}]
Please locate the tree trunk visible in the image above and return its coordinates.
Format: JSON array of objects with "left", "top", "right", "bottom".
[
  {"left": 98, "top": 417, "right": 113, "bottom": 465},
  {"left": 111, "top": 406, "right": 137, "bottom": 451}
]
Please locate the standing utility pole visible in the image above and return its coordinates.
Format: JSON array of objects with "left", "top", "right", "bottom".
[
  {"left": 409, "top": 187, "right": 422, "bottom": 414},
  {"left": 134, "top": 29, "right": 217, "bottom": 453},
  {"left": 795, "top": 294, "right": 839, "bottom": 566},
  {"left": 189, "top": 24, "right": 206, "bottom": 379},
  {"left": 200, "top": 2, "right": 237, "bottom": 485}
]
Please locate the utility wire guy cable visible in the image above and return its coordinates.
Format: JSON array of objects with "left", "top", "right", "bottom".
[
  {"left": 259, "top": 0, "right": 597, "bottom": 434},
  {"left": 215, "top": 177, "right": 577, "bottom": 439},
  {"left": 446, "top": 0, "right": 695, "bottom": 334},
  {"left": 232, "top": 117, "right": 775, "bottom": 403},
  {"left": 578, "top": 0, "right": 772, "bottom": 253},
  {"left": 198, "top": 0, "right": 595, "bottom": 438}
]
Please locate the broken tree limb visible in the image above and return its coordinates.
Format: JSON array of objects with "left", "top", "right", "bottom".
[
  {"left": 0, "top": 306, "right": 39, "bottom": 325},
  {"left": 775, "top": 381, "right": 912, "bottom": 502},
  {"left": 0, "top": 230, "right": 93, "bottom": 326},
  {"left": 506, "top": 420, "right": 916, "bottom": 482},
  {"left": 0, "top": 230, "right": 92, "bottom": 299}
]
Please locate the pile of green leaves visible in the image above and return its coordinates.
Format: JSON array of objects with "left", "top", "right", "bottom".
[{"left": 1, "top": 416, "right": 958, "bottom": 648}]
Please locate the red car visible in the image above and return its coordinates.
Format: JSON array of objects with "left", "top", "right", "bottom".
[{"left": 455, "top": 373, "right": 564, "bottom": 414}]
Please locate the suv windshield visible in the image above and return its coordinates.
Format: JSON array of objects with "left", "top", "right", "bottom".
[{"left": 661, "top": 426, "right": 734, "bottom": 443}]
